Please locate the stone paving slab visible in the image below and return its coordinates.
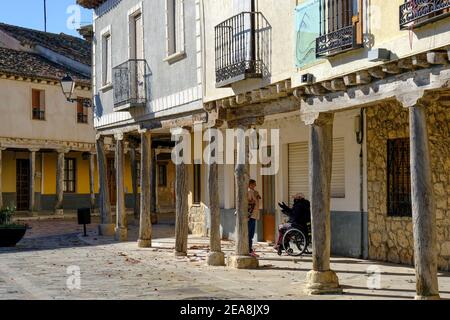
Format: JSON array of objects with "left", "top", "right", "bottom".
[{"left": 1, "top": 218, "right": 450, "bottom": 300}]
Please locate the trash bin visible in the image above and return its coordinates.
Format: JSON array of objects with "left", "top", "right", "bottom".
[
  {"left": 77, "top": 208, "right": 91, "bottom": 237},
  {"left": 77, "top": 208, "right": 91, "bottom": 225}
]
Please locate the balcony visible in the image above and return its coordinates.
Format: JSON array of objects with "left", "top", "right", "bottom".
[
  {"left": 215, "top": 12, "right": 271, "bottom": 88},
  {"left": 400, "top": 0, "right": 450, "bottom": 30},
  {"left": 315, "top": 0, "right": 363, "bottom": 57},
  {"left": 112, "top": 59, "right": 148, "bottom": 111},
  {"left": 316, "top": 25, "right": 358, "bottom": 57}
]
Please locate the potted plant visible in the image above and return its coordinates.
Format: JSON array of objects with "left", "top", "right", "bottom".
[{"left": 0, "top": 204, "right": 28, "bottom": 247}]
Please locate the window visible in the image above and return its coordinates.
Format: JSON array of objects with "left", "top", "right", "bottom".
[
  {"left": 102, "top": 33, "right": 112, "bottom": 85},
  {"left": 316, "top": 0, "right": 363, "bottom": 56},
  {"left": 77, "top": 99, "right": 88, "bottom": 124},
  {"left": 32, "top": 89, "right": 45, "bottom": 120},
  {"left": 387, "top": 138, "right": 412, "bottom": 217},
  {"left": 166, "top": 0, "right": 185, "bottom": 58},
  {"left": 64, "top": 158, "right": 76, "bottom": 193},
  {"left": 193, "top": 163, "right": 201, "bottom": 204},
  {"left": 158, "top": 164, "right": 167, "bottom": 187}
]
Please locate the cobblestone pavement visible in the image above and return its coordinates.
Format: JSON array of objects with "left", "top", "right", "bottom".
[{"left": 1, "top": 217, "right": 450, "bottom": 300}]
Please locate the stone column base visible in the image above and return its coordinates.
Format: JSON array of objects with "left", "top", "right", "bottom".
[
  {"left": 54, "top": 209, "right": 64, "bottom": 216},
  {"left": 207, "top": 251, "right": 225, "bottom": 266},
  {"left": 98, "top": 223, "right": 115, "bottom": 236},
  {"left": 114, "top": 227, "right": 127, "bottom": 241},
  {"left": 138, "top": 239, "right": 152, "bottom": 248},
  {"left": 415, "top": 295, "right": 440, "bottom": 300},
  {"left": 227, "top": 255, "right": 259, "bottom": 269},
  {"left": 304, "top": 270, "right": 342, "bottom": 295},
  {"left": 174, "top": 251, "right": 187, "bottom": 257}
]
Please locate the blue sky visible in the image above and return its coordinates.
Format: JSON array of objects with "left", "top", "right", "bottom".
[{"left": 0, "top": 0, "right": 93, "bottom": 38}]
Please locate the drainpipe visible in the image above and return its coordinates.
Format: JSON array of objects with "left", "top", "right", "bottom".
[{"left": 355, "top": 108, "right": 366, "bottom": 259}]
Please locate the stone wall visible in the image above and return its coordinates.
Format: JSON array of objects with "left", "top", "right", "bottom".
[{"left": 367, "top": 100, "right": 450, "bottom": 270}]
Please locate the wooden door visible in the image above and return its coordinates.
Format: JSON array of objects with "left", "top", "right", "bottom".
[
  {"left": 107, "top": 158, "right": 116, "bottom": 205},
  {"left": 16, "top": 159, "right": 30, "bottom": 211}
]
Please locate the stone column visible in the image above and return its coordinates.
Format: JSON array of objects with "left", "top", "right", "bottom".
[
  {"left": 303, "top": 112, "right": 342, "bottom": 295},
  {"left": 114, "top": 133, "right": 127, "bottom": 241},
  {"left": 206, "top": 128, "right": 225, "bottom": 266},
  {"left": 89, "top": 152, "right": 96, "bottom": 211},
  {"left": 150, "top": 148, "right": 158, "bottom": 224},
  {"left": 0, "top": 147, "right": 5, "bottom": 209},
  {"left": 29, "top": 148, "right": 39, "bottom": 214},
  {"left": 409, "top": 103, "right": 439, "bottom": 300},
  {"left": 228, "top": 124, "right": 258, "bottom": 269},
  {"left": 55, "top": 150, "right": 66, "bottom": 216},
  {"left": 130, "top": 145, "right": 140, "bottom": 220},
  {"left": 174, "top": 130, "right": 190, "bottom": 256},
  {"left": 96, "top": 135, "right": 114, "bottom": 236},
  {"left": 138, "top": 130, "right": 152, "bottom": 248}
]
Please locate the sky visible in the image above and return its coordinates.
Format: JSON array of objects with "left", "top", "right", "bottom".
[{"left": 0, "top": 0, "right": 93, "bottom": 38}]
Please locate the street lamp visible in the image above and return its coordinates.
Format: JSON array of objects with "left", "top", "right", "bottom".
[{"left": 60, "top": 74, "right": 92, "bottom": 108}]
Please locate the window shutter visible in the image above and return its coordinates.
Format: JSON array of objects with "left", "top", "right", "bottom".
[{"left": 288, "top": 138, "right": 345, "bottom": 204}]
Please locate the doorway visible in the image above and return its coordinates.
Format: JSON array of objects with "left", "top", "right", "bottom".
[
  {"left": 16, "top": 159, "right": 30, "bottom": 211},
  {"left": 262, "top": 171, "right": 276, "bottom": 243}
]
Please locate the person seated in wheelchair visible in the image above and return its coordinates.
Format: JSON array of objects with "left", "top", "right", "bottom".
[{"left": 274, "top": 193, "right": 311, "bottom": 253}]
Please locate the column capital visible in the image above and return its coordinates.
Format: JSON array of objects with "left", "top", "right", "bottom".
[
  {"left": 28, "top": 148, "right": 40, "bottom": 153},
  {"left": 114, "top": 132, "right": 124, "bottom": 141},
  {"left": 301, "top": 112, "right": 334, "bottom": 126},
  {"left": 56, "top": 148, "right": 70, "bottom": 154},
  {"left": 0, "top": 147, "right": 6, "bottom": 151},
  {"left": 95, "top": 133, "right": 104, "bottom": 141},
  {"left": 397, "top": 91, "right": 440, "bottom": 108}
]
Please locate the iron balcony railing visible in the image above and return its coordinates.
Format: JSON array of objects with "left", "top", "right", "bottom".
[
  {"left": 113, "top": 59, "right": 148, "bottom": 109},
  {"left": 215, "top": 11, "right": 271, "bottom": 88},
  {"left": 400, "top": 0, "right": 450, "bottom": 29},
  {"left": 316, "top": 0, "right": 361, "bottom": 57},
  {"left": 32, "top": 109, "right": 45, "bottom": 120},
  {"left": 316, "top": 25, "right": 356, "bottom": 57}
]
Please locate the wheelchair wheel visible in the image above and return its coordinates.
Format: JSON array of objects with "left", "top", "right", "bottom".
[{"left": 282, "top": 228, "right": 308, "bottom": 256}]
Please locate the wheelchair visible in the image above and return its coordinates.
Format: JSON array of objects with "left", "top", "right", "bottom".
[{"left": 277, "top": 223, "right": 312, "bottom": 257}]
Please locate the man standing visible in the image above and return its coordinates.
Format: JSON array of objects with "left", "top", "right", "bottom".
[{"left": 248, "top": 179, "right": 261, "bottom": 257}]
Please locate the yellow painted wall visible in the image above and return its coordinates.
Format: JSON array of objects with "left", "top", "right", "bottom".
[
  {"left": 1, "top": 151, "right": 16, "bottom": 192},
  {"left": 42, "top": 151, "right": 100, "bottom": 195}
]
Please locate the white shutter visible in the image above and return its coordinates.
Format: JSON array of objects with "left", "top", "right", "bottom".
[
  {"left": 331, "top": 137, "right": 345, "bottom": 198},
  {"left": 288, "top": 138, "right": 346, "bottom": 204},
  {"left": 288, "top": 142, "right": 309, "bottom": 205}
]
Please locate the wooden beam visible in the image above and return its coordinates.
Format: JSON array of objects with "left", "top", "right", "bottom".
[
  {"left": 356, "top": 70, "right": 372, "bottom": 84},
  {"left": 398, "top": 57, "right": 414, "bottom": 70},
  {"left": 382, "top": 63, "right": 401, "bottom": 74},
  {"left": 250, "top": 90, "right": 261, "bottom": 103},
  {"left": 412, "top": 54, "right": 430, "bottom": 68},
  {"left": 343, "top": 74, "right": 357, "bottom": 86},
  {"left": 229, "top": 96, "right": 238, "bottom": 108},
  {"left": 321, "top": 81, "right": 333, "bottom": 91},
  {"left": 368, "top": 67, "right": 386, "bottom": 79},
  {"left": 427, "top": 51, "right": 448, "bottom": 65},
  {"left": 276, "top": 81, "right": 286, "bottom": 94},
  {"left": 236, "top": 93, "right": 250, "bottom": 105},
  {"left": 293, "top": 87, "right": 304, "bottom": 99},
  {"left": 330, "top": 78, "right": 347, "bottom": 91},
  {"left": 301, "top": 65, "right": 450, "bottom": 113}
]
